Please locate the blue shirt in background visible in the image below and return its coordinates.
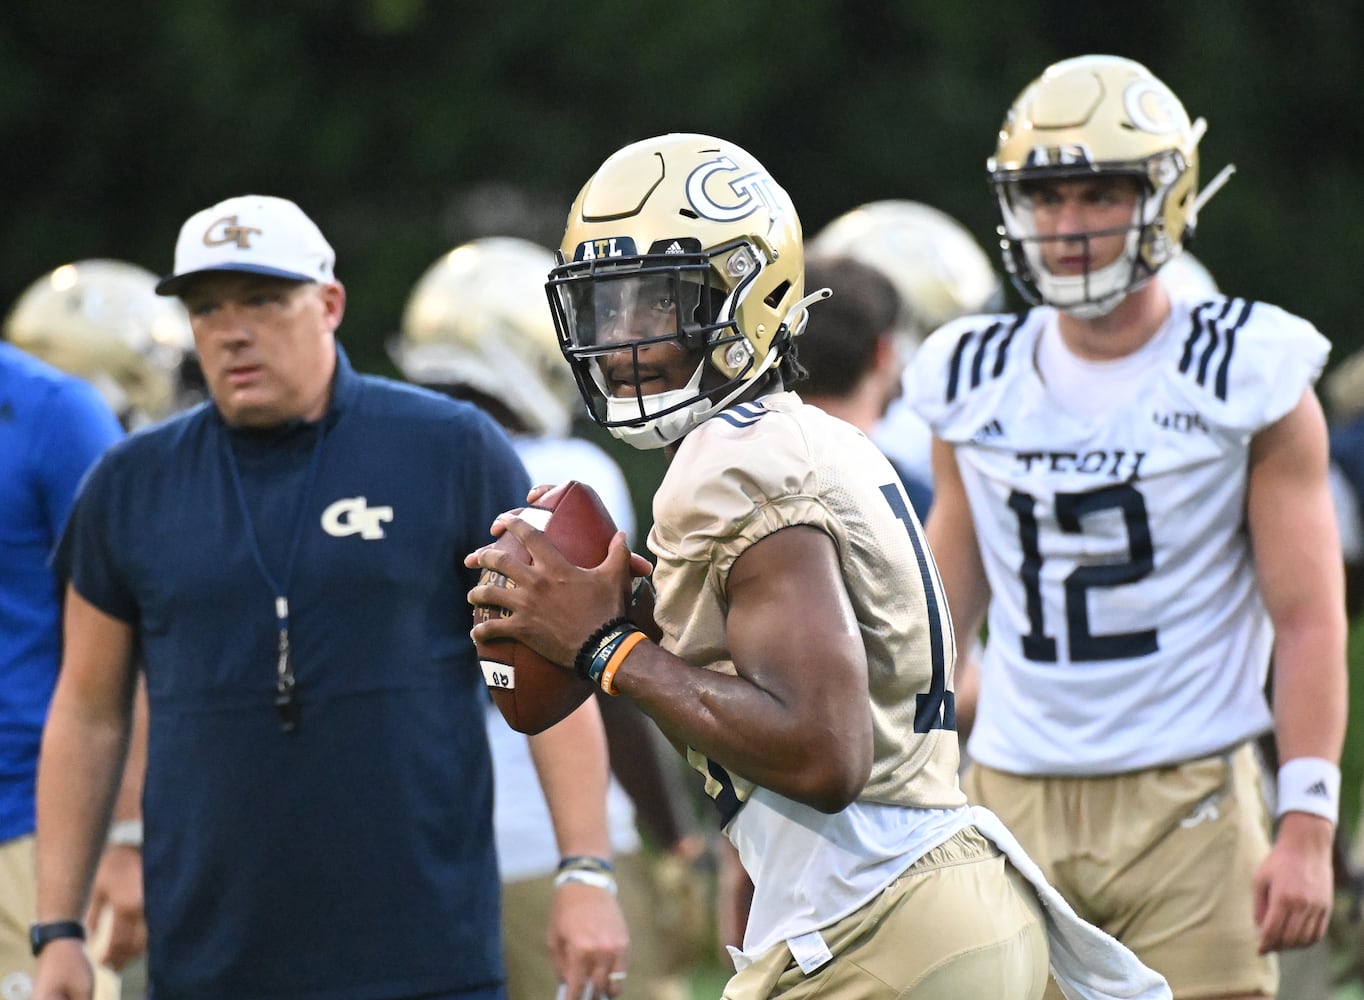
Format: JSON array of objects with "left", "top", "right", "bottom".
[{"left": 0, "top": 341, "right": 122, "bottom": 843}]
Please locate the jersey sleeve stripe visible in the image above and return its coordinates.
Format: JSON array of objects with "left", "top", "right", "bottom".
[
  {"left": 969, "top": 322, "right": 1004, "bottom": 390},
  {"left": 992, "top": 315, "right": 1025, "bottom": 378},
  {"left": 1213, "top": 300, "right": 1253, "bottom": 401},
  {"left": 946, "top": 330, "right": 975, "bottom": 403},
  {"left": 1179, "top": 298, "right": 1251, "bottom": 400},
  {"left": 707, "top": 759, "right": 744, "bottom": 826},
  {"left": 945, "top": 315, "right": 1024, "bottom": 404},
  {"left": 878, "top": 484, "right": 955, "bottom": 733}
]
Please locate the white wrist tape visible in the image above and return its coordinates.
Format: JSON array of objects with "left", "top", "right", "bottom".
[
  {"left": 107, "top": 818, "right": 143, "bottom": 848},
  {"left": 1275, "top": 757, "right": 1340, "bottom": 825},
  {"left": 553, "top": 868, "right": 618, "bottom": 895}
]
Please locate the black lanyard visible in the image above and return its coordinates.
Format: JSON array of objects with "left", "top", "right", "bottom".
[{"left": 223, "top": 424, "right": 327, "bottom": 732}]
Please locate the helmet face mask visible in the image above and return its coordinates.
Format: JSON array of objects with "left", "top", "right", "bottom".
[
  {"left": 997, "top": 172, "right": 1154, "bottom": 318},
  {"left": 547, "top": 134, "right": 806, "bottom": 450},
  {"left": 548, "top": 241, "right": 765, "bottom": 442},
  {"left": 988, "top": 55, "right": 1204, "bottom": 319}
]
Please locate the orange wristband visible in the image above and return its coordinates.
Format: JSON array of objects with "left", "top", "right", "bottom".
[{"left": 599, "top": 630, "right": 647, "bottom": 695}]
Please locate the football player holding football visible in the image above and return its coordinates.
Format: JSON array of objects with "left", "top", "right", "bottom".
[
  {"left": 395, "top": 236, "right": 703, "bottom": 1000},
  {"left": 469, "top": 133, "right": 1171, "bottom": 999},
  {"left": 907, "top": 55, "right": 1345, "bottom": 998}
]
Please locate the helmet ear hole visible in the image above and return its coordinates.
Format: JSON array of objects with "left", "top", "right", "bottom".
[{"left": 764, "top": 280, "right": 792, "bottom": 310}]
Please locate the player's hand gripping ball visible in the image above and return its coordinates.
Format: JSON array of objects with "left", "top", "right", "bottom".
[{"left": 473, "top": 480, "right": 617, "bottom": 734}]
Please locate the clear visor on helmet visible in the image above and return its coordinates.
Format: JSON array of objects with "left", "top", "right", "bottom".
[
  {"left": 547, "top": 252, "right": 747, "bottom": 431},
  {"left": 559, "top": 270, "right": 710, "bottom": 352}
]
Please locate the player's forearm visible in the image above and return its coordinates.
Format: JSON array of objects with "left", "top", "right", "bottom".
[
  {"left": 109, "top": 677, "right": 148, "bottom": 825},
  {"left": 615, "top": 642, "right": 870, "bottom": 813},
  {"left": 530, "top": 698, "right": 613, "bottom": 859},
  {"left": 35, "top": 698, "right": 132, "bottom": 921},
  {"left": 1270, "top": 622, "right": 1347, "bottom": 765}
]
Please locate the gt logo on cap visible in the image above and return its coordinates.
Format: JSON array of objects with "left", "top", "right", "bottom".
[{"left": 204, "top": 215, "right": 264, "bottom": 250}]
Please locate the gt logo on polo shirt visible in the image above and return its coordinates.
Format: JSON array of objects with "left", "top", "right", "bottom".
[{"left": 321, "top": 496, "right": 393, "bottom": 540}]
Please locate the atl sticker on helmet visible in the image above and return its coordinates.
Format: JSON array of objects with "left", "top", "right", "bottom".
[{"left": 574, "top": 237, "right": 637, "bottom": 262}]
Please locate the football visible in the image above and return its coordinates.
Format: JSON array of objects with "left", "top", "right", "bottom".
[{"left": 474, "top": 480, "right": 618, "bottom": 735}]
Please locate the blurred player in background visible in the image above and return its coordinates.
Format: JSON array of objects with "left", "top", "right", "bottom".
[
  {"left": 470, "top": 132, "right": 1174, "bottom": 999},
  {"left": 807, "top": 200, "right": 1004, "bottom": 511},
  {"left": 1, "top": 307, "right": 123, "bottom": 1000},
  {"left": 6, "top": 259, "right": 205, "bottom": 431},
  {"left": 1323, "top": 349, "right": 1364, "bottom": 620},
  {"left": 795, "top": 255, "right": 932, "bottom": 517},
  {"left": 394, "top": 236, "right": 707, "bottom": 1000},
  {"left": 3, "top": 259, "right": 195, "bottom": 1000},
  {"left": 805, "top": 209, "right": 1003, "bottom": 740},
  {"left": 909, "top": 55, "right": 1344, "bottom": 998}
]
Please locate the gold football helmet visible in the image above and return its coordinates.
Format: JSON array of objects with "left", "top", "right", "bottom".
[
  {"left": 808, "top": 200, "right": 1004, "bottom": 347},
  {"left": 989, "top": 55, "right": 1230, "bottom": 318},
  {"left": 392, "top": 237, "right": 577, "bottom": 437},
  {"left": 546, "top": 133, "right": 817, "bottom": 449},
  {"left": 3, "top": 259, "right": 194, "bottom": 427}
]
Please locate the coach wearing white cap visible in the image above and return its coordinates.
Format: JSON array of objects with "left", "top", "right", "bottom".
[
  {"left": 154, "top": 194, "right": 337, "bottom": 296},
  {"left": 32, "top": 195, "right": 629, "bottom": 1000}
]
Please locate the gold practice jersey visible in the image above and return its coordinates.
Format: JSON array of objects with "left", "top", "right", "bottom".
[
  {"left": 649, "top": 391, "right": 964, "bottom": 816},
  {"left": 649, "top": 392, "right": 969, "bottom": 956},
  {"left": 909, "top": 297, "right": 1330, "bottom": 775}
]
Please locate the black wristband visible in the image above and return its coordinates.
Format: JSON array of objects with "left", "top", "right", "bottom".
[
  {"left": 557, "top": 854, "right": 615, "bottom": 873},
  {"left": 30, "top": 920, "right": 85, "bottom": 956},
  {"left": 573, "top": 617, "right": 630, "bottom": 680}
]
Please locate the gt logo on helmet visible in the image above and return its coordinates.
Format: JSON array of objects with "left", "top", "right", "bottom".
[
  {"left": 573, "top": 236, "right": 638, "bottom": 262},
  {"left": 1124, "top": 80, "right": 1184, "bottom": 134},
  {"left": 686, "top": 156, "right": 783, "bottom": 224}
]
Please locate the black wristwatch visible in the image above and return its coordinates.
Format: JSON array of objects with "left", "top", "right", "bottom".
[{"left": 30, "top": 920, "right": 85, "bottom": 956}]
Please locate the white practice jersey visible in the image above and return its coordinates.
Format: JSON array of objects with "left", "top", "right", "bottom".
[{"left": 909, "top": 297, "right": 1329, "bottom": 775}]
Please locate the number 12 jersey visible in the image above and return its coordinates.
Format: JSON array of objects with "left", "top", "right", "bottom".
[{"left": 909, "top": 295, "right": 1329, "bottom": 775}]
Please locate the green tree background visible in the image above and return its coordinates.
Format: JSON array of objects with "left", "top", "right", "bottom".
[
  {"left": 6, "top": 0, "right": 1360, "bottom": 369},
  {"left": 6, "top": 0, "right": 1362, "bottom": 818}
]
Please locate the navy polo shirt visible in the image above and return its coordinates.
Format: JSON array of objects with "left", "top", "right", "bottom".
[{"left": 58, "top": 347, "right": 529, "bottom": 1000}]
